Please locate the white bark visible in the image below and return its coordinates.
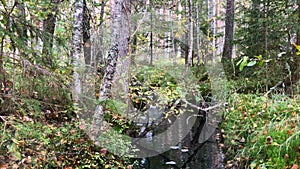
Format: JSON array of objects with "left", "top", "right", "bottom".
[
  {"left": 187, "top": 0, "right": 194, "bottom": 66},
  {"left": 196, "top": 0, "right": 201, "bottom": 65},
  {"left": 90, "top": 45, "right": 119, "bottom": 143},
  {"left": 110, "top": 0, "right": 131, "bottom": 115},
  {"left": 208, "top": 0, "right": 216, "bottom": 63},
  {"left": 90, "top": 0, "right": 130, "bottom": 143},
  {"left": 71, "top": 0, "right": 84, "bottom": 102}
]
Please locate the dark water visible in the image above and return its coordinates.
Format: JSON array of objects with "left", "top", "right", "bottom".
[
  {"left": 132, "top": 104, "right": 224, "bottom": 169},
  {"left": 139, "top": 132, "right": 223, "bottom": 169}
]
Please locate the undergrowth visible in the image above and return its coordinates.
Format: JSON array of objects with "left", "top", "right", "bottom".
[{"left": 221, "top": 94, "right": 300, "bottom": 169}]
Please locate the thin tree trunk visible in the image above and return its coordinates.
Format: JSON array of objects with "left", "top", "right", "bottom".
[
  {"left": 150, "top": 3, "right": 153, "bottom": 66},
  {"left": 95, "top": 1, "right": 107, "bottom": 65},
  {"left": 196, "top": 0, "right": 201, "bottom": 65},
  {"left": 184, "top": 0, "right": 189, "bottom": 64},
  {"left": 298, "top": 0, "right": 300, "bottom": 45},
  {"left": 0, "top": 36, "right": 6, "bottom": 93},
  {"left": 222, "top": 0, "right": 234, "bottom": 60},
  {"left": 90, "top": 45, "right": 119, "bottom": 144},
  {"left": 83, "top": 0, "right": 91, "bottom": 65},
  {"left": 99, "top": 0, "right": 107, "bottom": 26},
  {"left": 187, "top": 0, "right": 193, "bottom": 66},
  {"left": 42, "top": 0, "right": 59, "bottom": 67},
  {"left": 296, "top": 0, "right": 300, "bottom": 80},
  {"left": 71, "top": 0, "right": 84, "bottom": 102}
]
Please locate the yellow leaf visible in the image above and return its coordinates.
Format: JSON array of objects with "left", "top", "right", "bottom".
[{"left": 292, "top": 43, "right": 300, "bottom": 52}]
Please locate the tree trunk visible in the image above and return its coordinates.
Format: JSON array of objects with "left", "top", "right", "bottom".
[
  {"left": 208, "top": 0, "right": 216, "bottom": 63},
  {"left": 222, "top": 0, "right": 234, "bottom": 60},
  {"left": 0, "top": 36, "right": 6, "bottom": 93},
  {"left": 196, "top": 0, "right": 201, "bottom": 65},
  {"left": 90, "top": 45, "right": 119, "bottom": 144},
  {"left": 222, "top": 0, "right": 234, "bottom": 77},
  {"left": 187, "top": 0, "right": 194, "bottom": 66},
  {"left": 71, "top": 0, "right": 84, "bottom": 102},
  {"left": 90, "top": 0, "right": 131, "bottom": 143},
  {"left": 297, "top": 0, "right": 300, "bottom": 45},
  {"left": 110, "top": 0, "right": 131, "bottom": 115},
  {"left": 99, "top": 0, "right": 107, "bottom": 26},
  {"left": 42, "top": 0, "right": 59, "bottom": 67},
  {"left": 294, "top": 0, "right": 300, "bottom": 88},
  {"left": 83, "top": 0, "right": 92, "bottom": 65},
  {"left": 150, "top": 3, "right": 153, "bottom": 66}
]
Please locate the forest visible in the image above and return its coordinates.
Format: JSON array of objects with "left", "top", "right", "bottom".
[{"left": 0, "top": 0, "right": 300, "bottom": 168}]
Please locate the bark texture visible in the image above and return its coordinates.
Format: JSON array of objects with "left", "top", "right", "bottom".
[
  {"left": 42, "top": 0, "right": 60, "bottom": 66},
  {"left": 110, "top": 0, "right": 131, "bottom": 115},
  {"left": 71, "top": 0, "right": 84, "bottom": 102},
  {"left": 83, "top": 0, "right": 91, "bottom": 65},
  {"left": 90, "top": 45, "right": 119, "bottom": 143},
  {"left": 187, "top": 0, "right": 194, "bottom": 66},
  {"left": 222, "top": 0, "right": 234, "bottom": 60}
]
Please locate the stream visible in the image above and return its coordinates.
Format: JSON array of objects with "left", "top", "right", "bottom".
[
  {"left": 130, "top": 100, "right": 225, "bottom": 169},
  {"left": 140, "top": 132, "right": 223, "bottom": 169}
]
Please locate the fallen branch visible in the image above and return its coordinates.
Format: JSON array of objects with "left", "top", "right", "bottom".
[
  {"left": 264, "top": 81, "right": 283, "bottom": 96},
  {"left": 4, "top": 52, "right": 52, "bottom": 76},
  {"left": 181, "top": 99, "right": 224, "bottom": 112}
]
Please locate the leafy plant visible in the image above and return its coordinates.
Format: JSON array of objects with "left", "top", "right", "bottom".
[{"left": 236, "top": 55, "right": 272, "bottom": 72}]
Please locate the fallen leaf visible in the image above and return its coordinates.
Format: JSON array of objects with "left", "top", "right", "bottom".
[
  {"left": 284, "top": 154, "right": 289, "bottom": 160},
  {"left": 291, "top": 164, "right": 298, "bottom": 169},
  {"left": 240, "top": 137, "right": 246, "bottom": 143},
  {"left": 100, "top": 148, "right": 107, "bottom": 155},
  {"left": 12, "top": 164, "right": 18, "bottom": 169},
  {"left": 0, "top": 164, "right": 8, "bottom": 169}
]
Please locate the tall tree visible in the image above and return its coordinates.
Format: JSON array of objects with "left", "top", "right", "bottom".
[
  {"left": 90, "top": 0, "right": 131, "bottom": 144},
  {"left": 195, "top": 0, "right": 201, "bottom": 65},
  {"left": 42, "top": 0, "right": 60, "bottom": 67},
  {"left": 208, "top": 0, "right": 216, "bottom": 63},
  {"left": 83, "top": 0, "right": 92, "bottom": 65},
  {"left": 71, "top": 0, "right": 84, "bottom": 102},
  {"left": 298, "top": 0, "right": 300, "bottom": 45},
  {"left": 187, "top": 0, "right": 194, "bottom": 66},
  {"left": 222, "top": 0, "right": 234, "bottom": 60}
]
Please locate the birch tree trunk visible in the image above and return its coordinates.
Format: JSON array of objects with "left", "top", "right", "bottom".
[
  {"left": 110, "top": 0, "right": 131, "bottom": 116},
  {"left": 90, "top": 45, "right": 119, "bottom": 144},
  {"left": 187, "top": 0, "right": 194, "bottom": 66},
  {"left": 208, "top": 0, "right": 216, "bottom": 63},
  {"left": 90, "top": 0, "right": 130, "bottom": 143},
  {"left": 71, "top": 0, "right": 84, "bottom": 102},
  {"left": 195, "top": 0, "right": 201, "bottom": 65}
]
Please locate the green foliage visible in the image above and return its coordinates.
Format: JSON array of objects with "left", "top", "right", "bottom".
[
  {"left": 237, "top": 55, "right": 272, "bottom": 72},
  {"left": 221, "top": 94, "right": 300, "bottom": 168},
  {"left": 0, "top": 116, "right": 134, "bottom": 168},
  {"left": 129, "top": 66, "right": 180, "bottom": 113},
  {"left": 235, "top": 0, "right": 297, "bottom": 58}
]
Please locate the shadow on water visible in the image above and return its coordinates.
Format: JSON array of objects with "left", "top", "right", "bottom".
[
  {"left": 132, "top": 99, "right": 224, "bottom": 169},
  {"left": 139, "top": 132, "right": 223, "bottom": 169}
]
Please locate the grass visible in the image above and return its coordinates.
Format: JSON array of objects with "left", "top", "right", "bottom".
[{"left": 221, "top": 93, "right": 300, "bottom": 168}]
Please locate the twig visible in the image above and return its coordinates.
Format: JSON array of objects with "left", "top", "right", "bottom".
[
  {"left": 264, "top": 81, "right": 283, "bottom": 96},
  {"left": 181, "top": 99, "right": 224, "bottom": 112}
]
